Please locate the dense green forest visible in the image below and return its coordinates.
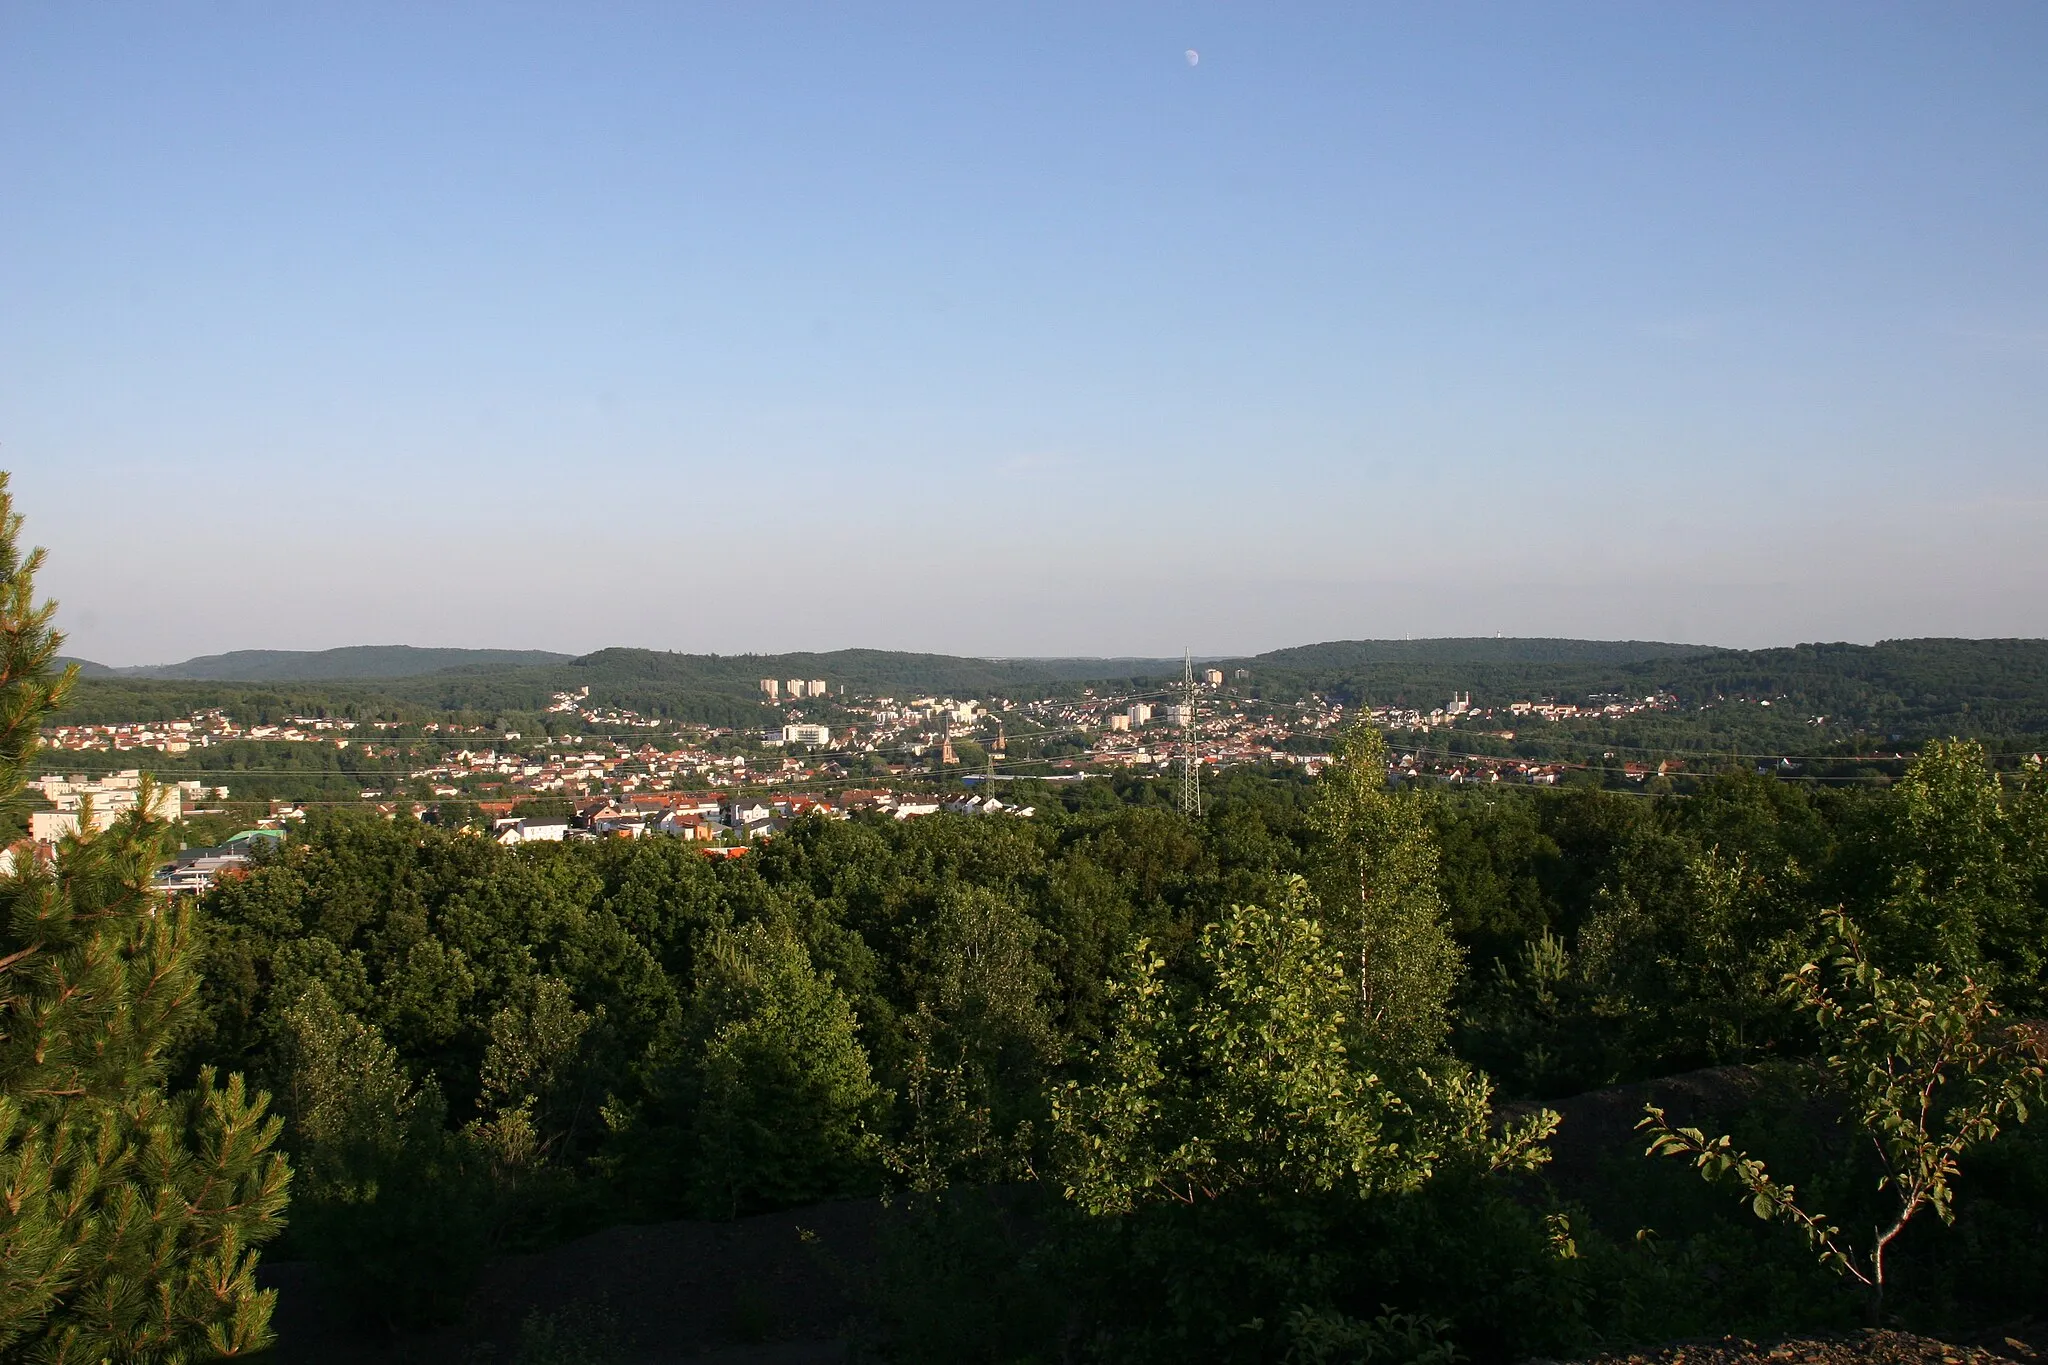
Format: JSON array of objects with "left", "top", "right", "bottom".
[
  {"left": 135, "top": 744, "right": 2045, "bottom": 1360},
  {"left": 17, "top": 716, "right": 2048, "bottom": 1358},
  {"left": 12, "top": 475, "right": 2048, "bottom": 1362}
]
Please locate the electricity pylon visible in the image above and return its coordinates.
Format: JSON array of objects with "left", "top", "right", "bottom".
[{"left": 1179, "top": 650, "right": 1201, "bottom": 817}]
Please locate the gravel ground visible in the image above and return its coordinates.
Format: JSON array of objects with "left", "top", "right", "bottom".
[{"left": 1552, "top": 1328, "right": 2044, "bottom": 1365}]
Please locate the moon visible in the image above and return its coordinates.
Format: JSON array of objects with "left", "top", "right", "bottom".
[{"left": 1185, "top": 49, "right": 1199, "bottom": 67}]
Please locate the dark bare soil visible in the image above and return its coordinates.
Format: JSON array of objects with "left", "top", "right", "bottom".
[
  {"left": 258, "top": 1198, "right": 881, "bottom": 1364},
  {"left": 1502, "top": 1063, "right": 1769, "bottom": 1196}
]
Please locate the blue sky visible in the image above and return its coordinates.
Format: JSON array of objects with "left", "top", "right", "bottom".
[{"left": 4, "top": 3, "right": 2044, "bottom": 664}]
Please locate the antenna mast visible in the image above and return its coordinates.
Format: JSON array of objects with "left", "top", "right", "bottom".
[{"left": 1179, "top": 649, "right": 1201, "bottom": 817}]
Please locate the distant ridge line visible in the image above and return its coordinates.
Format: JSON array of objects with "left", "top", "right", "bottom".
[
  {"left": 64, "top": 645, "right": 575, "bottom": 683},
  {"left": 56, "top": 637, "right": 1722, "bottom": 687}
]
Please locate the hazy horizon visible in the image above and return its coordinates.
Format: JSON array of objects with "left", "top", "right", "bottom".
[{"left": 7, "top": 4, "right": 2045, "bottom": 664}]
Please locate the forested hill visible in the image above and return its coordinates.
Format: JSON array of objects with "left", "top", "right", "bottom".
[
  {"left": 53, "top": 645, "right": 1190, "bottom": 727},
  {"left": 1245, "top": 636, "right": 2048, "bottom": 743},
  {"left": 60, "top": 644, "right": 1178, "bottom": 690},
  {"left": 554, "top": 646, "right": 1183, "bottom": 695},
  {"left": 68, "top": 639, "right": 1693, "bottom": 691},
  {"left": 66, "top": 645, "right": 575, "bottom": 681},
  {"left": 1620, "top": 638, "right": 2048, "bottom": 737},
  {"left": 51, "top": 636, "right": 2048, "bottom": 743},
  {"left": 1244, "top": 637, "right": 1717, "bottom": 670},
  {"left": 336, "top": 647, "right": 1194, "bottom": 726}
]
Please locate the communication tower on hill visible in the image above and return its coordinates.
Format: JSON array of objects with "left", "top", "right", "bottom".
[{"left": 1179, "top": 650, "right": 1201, "bottom": 818}]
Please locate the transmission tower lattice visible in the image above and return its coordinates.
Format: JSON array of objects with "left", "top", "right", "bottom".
[{"left": 1179, "top": 650, "right": 1201, "bottom": 817}]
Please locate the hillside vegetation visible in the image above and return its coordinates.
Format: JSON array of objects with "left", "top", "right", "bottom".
[
  {"left": 163, "top": 742, "right": 2048, "bottom": 1362},
  {"left": 66, "top": 644, "right": 576, "bottom": 680},
  {"left": 52, "top": 637, "right": 2048, "bottom": 751}
]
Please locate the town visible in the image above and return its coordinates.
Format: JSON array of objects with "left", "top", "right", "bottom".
[
  {"left": 21, "top": 674, "right": 1704, "bottom": 894},
  {"left": 41, "top": 676, "right": 1688, "bottom": 799}
]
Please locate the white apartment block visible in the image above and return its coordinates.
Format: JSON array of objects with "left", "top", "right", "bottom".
[{"left": 29, "top": 771, "right": 182, "bottom": 843}]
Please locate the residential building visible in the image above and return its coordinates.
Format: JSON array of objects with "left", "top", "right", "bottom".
[
  {"left": 782, "top": 723, "right": 832, "bottom": 746},
  {"left": 0, "top": 840, "right": 51, "bottom": 877},
  {"left": 657, "top": 810, "right": 719, "bottom": 840},
  {"left": 153, "top": 853, "right": 251, "bottom": 895},
  {"left": 30, "top": 774, "right": 183, "bottom": 844},
  {"left": 725, "top": 797, "right": 773, "bottom": 827},
  {"left": 495, "top": 817, "right": 571, "bottom": 845},
  {"left": 32, "top": 772, "right": 182, "bottom": 829},
  {"left": 733, "top": 813, "right": 780, "bottom": 840}
]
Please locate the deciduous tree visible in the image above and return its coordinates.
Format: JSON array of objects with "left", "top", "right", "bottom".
[
  {"left": 1308, "top": 724, "right": 1463, "bottom": 1065},
  {"left": 1641, "top": 911, "right": 2047, "bottom": 1322}
]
